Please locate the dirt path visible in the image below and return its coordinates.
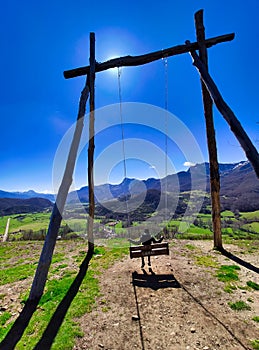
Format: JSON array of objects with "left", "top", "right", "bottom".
[{"left": 74, "top": 240, "right": 259, "bottom": 350}]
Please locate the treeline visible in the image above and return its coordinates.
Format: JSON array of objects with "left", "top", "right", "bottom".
[{"left": 8, "top": 224, "right": 81, "bottom": 241}]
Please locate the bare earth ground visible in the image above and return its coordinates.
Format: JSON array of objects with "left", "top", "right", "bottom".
[
  {"left": 74, "top": 240, "right": 259, "bottom": 350},
  {"left": 0, "top": 240, "right": 258, "bottom": 349}
]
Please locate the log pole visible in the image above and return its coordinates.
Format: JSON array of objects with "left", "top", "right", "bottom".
[
  {"left": 64, "top": 33, "right": 235, "bottom": 79},
  {"left": 87, "top": 32, "right": 95, "bottom": 252},
  {"left": 194, "top": 10, "right": 223, "bottom": 250},
  {"left": 0, "top": 40, "right": 91, "bottom": 350}
]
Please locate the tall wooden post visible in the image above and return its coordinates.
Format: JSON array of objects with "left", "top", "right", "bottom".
[
  {"left": 0, "top": 38, "right": 91, "bottom": 350},
  {"left": 87, "top": 32, "right": 95, "bottom": 251},
  {"left": 195, "top": 10, "right": 223, "bottom": 250}
]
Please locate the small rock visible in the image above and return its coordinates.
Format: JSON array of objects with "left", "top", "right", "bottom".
[
  {"left": 203, "top": 347, "right": 209, "bottom": 350},
  {"left": 190, "top": 327, "right": 196, "bottom": 333},
  {"left": 98, "top": 344, "right": 104, "bottom": 348},
  {"left": 132, "top": 315, "right": 140, "bottom": 321}
]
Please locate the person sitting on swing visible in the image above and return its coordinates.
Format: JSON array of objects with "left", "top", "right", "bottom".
[{"left": 129, "top": 229, "right": 164, "bottom": 268}]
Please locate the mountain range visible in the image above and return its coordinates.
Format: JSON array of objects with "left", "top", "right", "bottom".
[
  {"left": 0, "top": 189, "right": 55, "bottom": 202},
  {"left": 67, "top": 161, "right": 259, "bottom": 212},
  {"left": 0, "top": 161, "right": 258, "bottom": 215},
  {"left": 0, "top": 197, "right": 53, "bottom": 216}
]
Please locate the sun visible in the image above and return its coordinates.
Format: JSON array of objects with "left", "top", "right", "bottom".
[{"left": 105, "top": 55, "right": 121, "bottom": 76}]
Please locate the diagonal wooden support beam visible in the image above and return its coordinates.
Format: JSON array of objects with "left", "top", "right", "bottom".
[
  {"left": 188, "top": 43, "right": 259, "bottom": 179},
  {"left": 64, "top": 33, "right": 235, "bottom": 79}
]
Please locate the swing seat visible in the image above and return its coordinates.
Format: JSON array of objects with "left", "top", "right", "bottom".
[{"left": 129, "top": 242, "right": 169, "bottom": 259}]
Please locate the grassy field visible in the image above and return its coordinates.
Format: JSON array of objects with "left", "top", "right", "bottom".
[
  {"left": 0, "top": 204, "right": 258, "bottom": 348},
  {"left": 0, "top": 240, "right": 129, "bottom": 349},
  {"left": 0, "top": 213, "right": 50, "bottom": 233},
  {"left": 0, "top": 237, "right": 258, "bottom": 349},
  {"left": 1, "top": 209, "right": 258, "bottom": 243}
]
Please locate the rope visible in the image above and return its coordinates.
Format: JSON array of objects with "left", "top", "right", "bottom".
[{"left": 117, "top": 67, "right": 131, "bottom": 231}]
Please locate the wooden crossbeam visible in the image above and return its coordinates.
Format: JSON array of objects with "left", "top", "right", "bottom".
[
  {"left": 64, "top": 33, "right": 234, "bottom": 79},
  {"left": 130, "top": 242, "right": 169, "bottom": 259}
]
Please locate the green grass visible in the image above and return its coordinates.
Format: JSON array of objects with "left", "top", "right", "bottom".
[
  {"left": 186, "top": 225, "right": 212, "bottom": 235},
  {"left": 252, "top": 316, "right": 259, "bottom": 323},
  {"left": 242, "top": 222, "right": 259, "bottom": 232},
  {"left": 0, "top": 244, "right": 15, "bottom": 264},
  {"left": 221, "top": 227, "right": 233, "bottom": 235},
  {"left": 240, "top": 210, "right": 259, "bottom": 220},
  {"left": 0, "top": 312, "right": 12, "bottom": 326},
  {"left": 221, "top": 210, "right": 235, "bottom": 218},
  {"left": 228, "top": 300, "right": 251, "bottom": 311},
  {"left": 177, "top": 230, "right": 213, "bottom": 240},
  {"left": 195, "top": 255, "right": 219, "bottom": 268},
  {"left": 223, "top": 283, "right": 237, "bottom": 293},
  {"left": 0, "top": 242, "right": 128, "bottom": 349},
  {"left": 227, "top": 240, "right": 259, "bottom": 253},
  {"left": 246, "top": 281, "right": 259, "bottom": 290},
  {"left": 0, "top": 263, "right": 36, "bottom": 285},
  {"left": 184, "top": 243, "right": 197, "bottom": 251},
  {"left": 0, "top": 213, "right": 51, "bottom": 234},
  {"left": 251, "top": 339, "right": 259, "bottom": 350},
  {"left": 216, "top": 265, "right": 240, "bottom": 283}
]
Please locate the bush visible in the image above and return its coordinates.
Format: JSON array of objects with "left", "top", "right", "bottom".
[{"left": 21, "top": 229, "right": 46, "bottom": 241}]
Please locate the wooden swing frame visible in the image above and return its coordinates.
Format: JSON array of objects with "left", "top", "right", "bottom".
[
  {"left": 3, "top": 9, "right": 259, "bottom": 350},
  {"left": 62, "top": 9, "right": 259, "bottom": 253},
  {"left": 29, "top": 8, "right": 259, "bottom": 297}
]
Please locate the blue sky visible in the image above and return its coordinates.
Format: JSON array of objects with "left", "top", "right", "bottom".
[{"left": 1, "top": 0, "right": 259, "bottom": 192}]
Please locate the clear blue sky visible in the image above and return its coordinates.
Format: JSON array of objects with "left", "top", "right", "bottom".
[{"left": 1, "top": 0, "right": 258, "bottom": 192}]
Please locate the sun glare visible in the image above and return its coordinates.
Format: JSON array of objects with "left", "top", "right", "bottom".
[{"left": 105, "top": 55, "right": 121, "bottom": 75}]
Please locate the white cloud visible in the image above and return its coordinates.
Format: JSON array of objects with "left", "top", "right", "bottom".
[
  {"left": 149, "top": 165, "right": 156, "bottom": 169},
  {"left": 183, "top": 161, "right": 196, "bottom": 167}
]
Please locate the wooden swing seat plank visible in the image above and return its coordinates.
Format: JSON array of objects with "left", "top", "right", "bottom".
[{"left": 130, "top": 242, "right": 169, "bottom": 259}]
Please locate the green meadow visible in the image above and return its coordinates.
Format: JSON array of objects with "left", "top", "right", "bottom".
[
  {"left": 0, "top": 241, "right": 129, "bottom": 349},
  {"left": 1, "top": 209, "right": 259, "bottom": 242}
]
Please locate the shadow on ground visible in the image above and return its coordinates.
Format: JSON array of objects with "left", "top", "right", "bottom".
[
  {"left": 132, "top": 269, "right": 181, "bottom": 290},
  {"left": 220, "top": 248, "right": 259, "bottom": 274}
]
